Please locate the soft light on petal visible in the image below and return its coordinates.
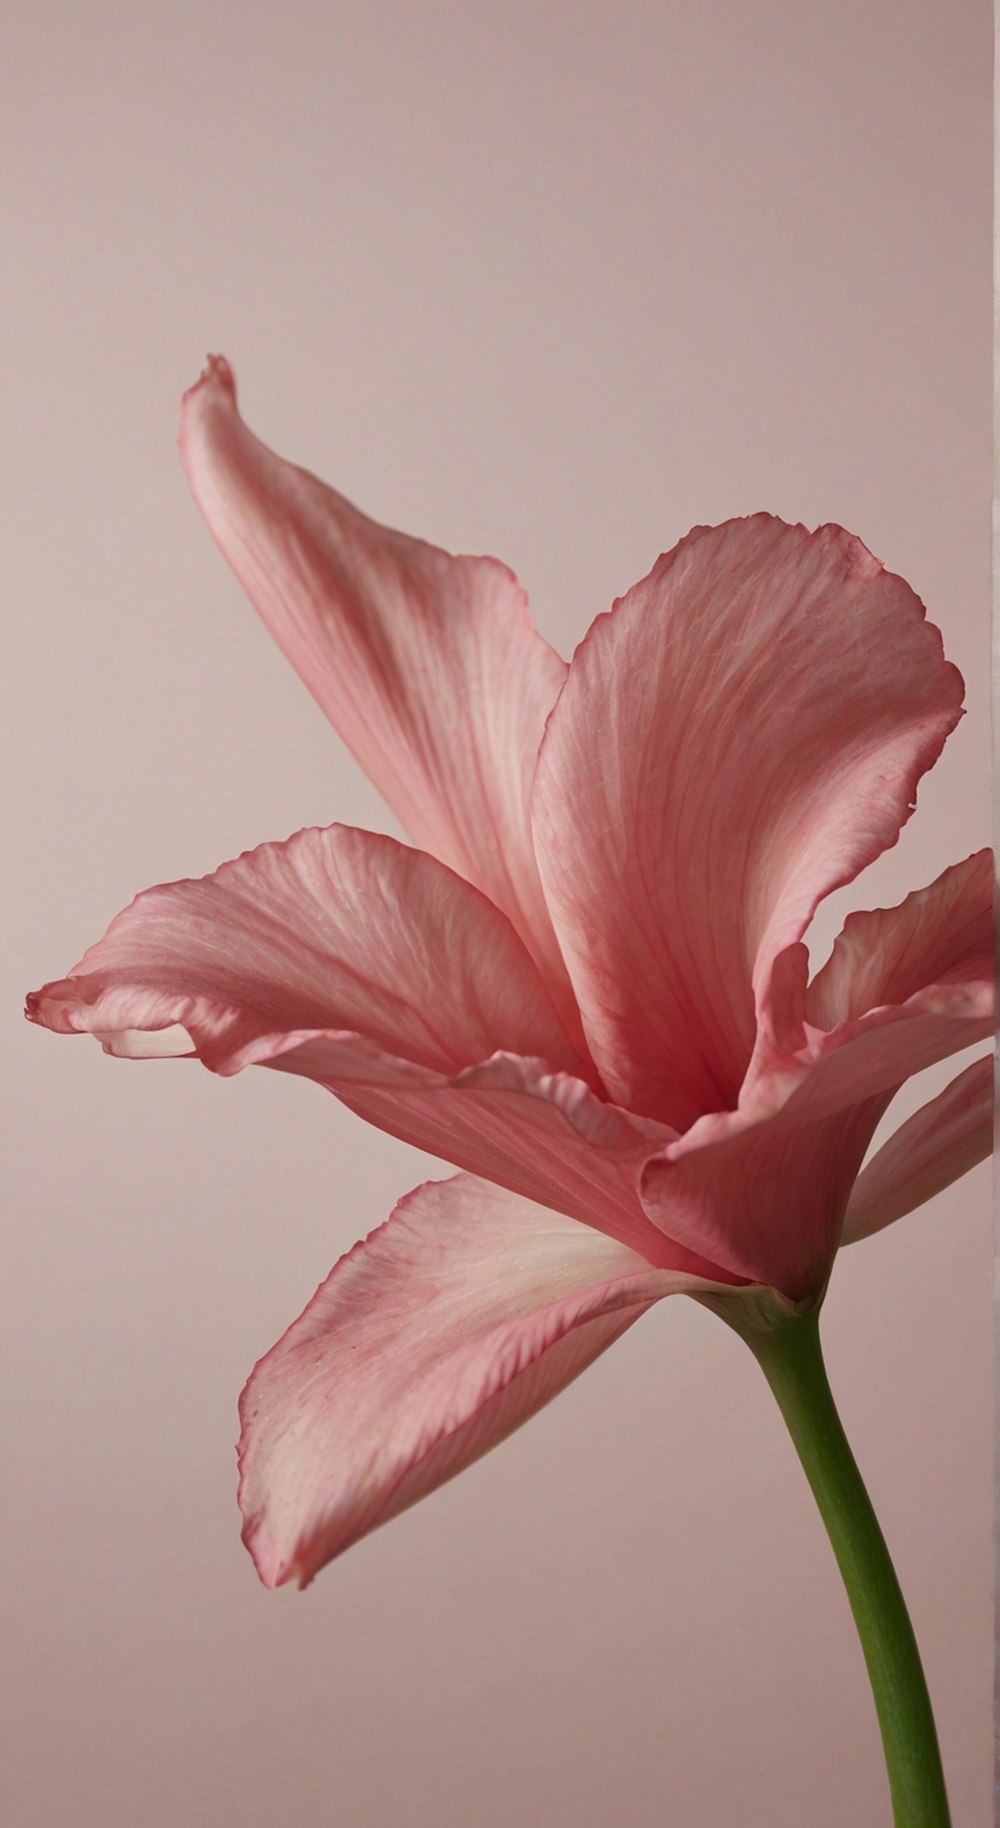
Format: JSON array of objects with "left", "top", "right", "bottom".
[
  {"left": 28, "top": 826, "right": 727, "bottom": 1264},
  {"left": 806, "top": 850, "right": 993, "bottom": 1029},
  {"left": 642, "top": 1095, "right": 881, "bottom": 1298},
  {"left": 251, "top": 1033, "right": 721, "bottom": 1268},
  {"left": 642, "top": 855, "right": 994, "bottom": 1295},
  {"left": 842, "top": 1056, "right": 993, "bottom": 1243},
  {"left": 533, "top": 516, "right": 964, "bottom": 1130},
  {"left": 25, "top": 360, "right": 995, "bottom": 1597},
  {"left": 26, "top": 823, "right": 581, "bottom": 1079},
  {"left": 787, "top": 851, "right": 994, "bottom": 1114},
  {"left": 180, "top": 357, "right": 576, "bottom": 1022},
  {"left": 237, "top": 1174, "right": 735, "bottom": 1587},
  {"left": 292, "top": 1043, "right": 713, "bottom": 1264}
]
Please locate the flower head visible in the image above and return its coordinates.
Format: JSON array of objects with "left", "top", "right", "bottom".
[{"left": 26, "top": 358, "right": 993, "bottom": 1587}]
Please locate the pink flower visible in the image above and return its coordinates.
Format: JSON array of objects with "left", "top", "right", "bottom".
[{"left": 26, "top": 357, "right": 993, "bottom": 1589}]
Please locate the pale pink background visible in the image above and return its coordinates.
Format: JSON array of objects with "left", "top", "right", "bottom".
[{"left": 3, "top": 1, "right": 991, "bottom": 1823}]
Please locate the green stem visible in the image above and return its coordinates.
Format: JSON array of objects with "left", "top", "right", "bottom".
[{"left": 723, "top": 1304, "right": 950, "bottom": 1826}]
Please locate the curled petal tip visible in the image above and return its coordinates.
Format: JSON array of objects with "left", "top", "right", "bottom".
[
  {"left": 241, "top": 1530, "right": 295, "bottom": 1591},
  {"left": 180, "top": 353, "right": 237, "bottom": 424},
  {"left": 24, "top": 980, "right": 81, "bottom": 1033}
]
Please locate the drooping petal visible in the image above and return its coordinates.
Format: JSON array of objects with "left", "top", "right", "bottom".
[
  {"left": 26, "top": 823, "right": 581, "bottom": 1077},
  {"left": 842, "top": 1055, "right": 993, "bottom": 1243},
  {"left": 179, "top": 357, "right": 574, "bottom": 1018},
  {"left": 237, "top": 1173, "right": 735, "bottom": 1586},
  {"left": 27, "top": 826, "right": 723, "bottom": 1266},
  {"left": 533, "top": 516, "right": 964, "bottom": 1129}
]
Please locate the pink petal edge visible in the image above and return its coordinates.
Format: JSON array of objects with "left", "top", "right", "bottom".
[
  {"left": 842, "top": 1054, "right": 994, "bottom": 1243},
  {"left": 27, "top": 824, "right": 738, "bottom": 1270},
  {"left": 237, "top": 1173, "right": 741, "bottom": 1587},
  {"left": 533, "top": 515, "right": 965, "bottom": 1132},
  {"left": 25, "top": 822, "right": 583, "bottom": 1079},
  {"left": 641, "top": 854, "right": 992, "bottom": 1295},
  {"left": 179, "top": 357, "right": 579, "bottom": 1037}
]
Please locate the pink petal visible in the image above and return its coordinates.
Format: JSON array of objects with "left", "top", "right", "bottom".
[
  {"left": 27, "top": 826, "right": 727, "bottom": 1268},
  {"left": 642, "top": 856, "right": 993, "bottom": 1296},
  {"left": 179, "top": 358, "right": 575, "bottom": 1023},
  {"left": 642, "top": 1093, "right": 883, "bottom": 1299},
  {"left": 641, "top": 982, "right": 990, "bottom": 1297},
  {"left": 532, "top": 516, "right": 964, "bottom": 1130},
  {"left": 788, "top": 849, "right": 994, "bottom": 1114},
  {"left": 276, "top": 1041, "right": 714, "bottom": 1264},
  {"left": 806, "top": 849, "right": 993, "bottom": 1028},
  {"left": 237, "top": 1173, "right": 733, "bottom": 1586},
  {"left": 26, "top": 823, "right": 581, "bottom": 1077},
  {"left": 841, "top": 1055, "right": 993, "bottom": 1243}
]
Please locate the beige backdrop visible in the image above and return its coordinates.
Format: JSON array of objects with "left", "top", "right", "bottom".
[{"left": 3, "top": 1, "right": 991, "bottom": 1823}]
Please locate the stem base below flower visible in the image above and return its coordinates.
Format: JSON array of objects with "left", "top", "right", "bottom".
[{"left": 702, "top": 1298, "right": 951, "bottom": 1828}]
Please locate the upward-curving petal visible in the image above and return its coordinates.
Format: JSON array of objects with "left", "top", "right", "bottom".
[
  {"left": 784, "top": 849, "right": 995, "bottom": 1115},
  {"left": 533, "top": 516, "right": 965, "bottom": 1130},
  {"left": 806, "top": 849, "right": 993, "bottom": 1030},
  {"left": 842, "top": 1055, "right": 993, "bottom": 1244},
  {"left": 237, "top": 1173, "right": 736, "bottom": 1586},
  {"left": 179, "top": 357, "right": 575, "bottom": 1019}
]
